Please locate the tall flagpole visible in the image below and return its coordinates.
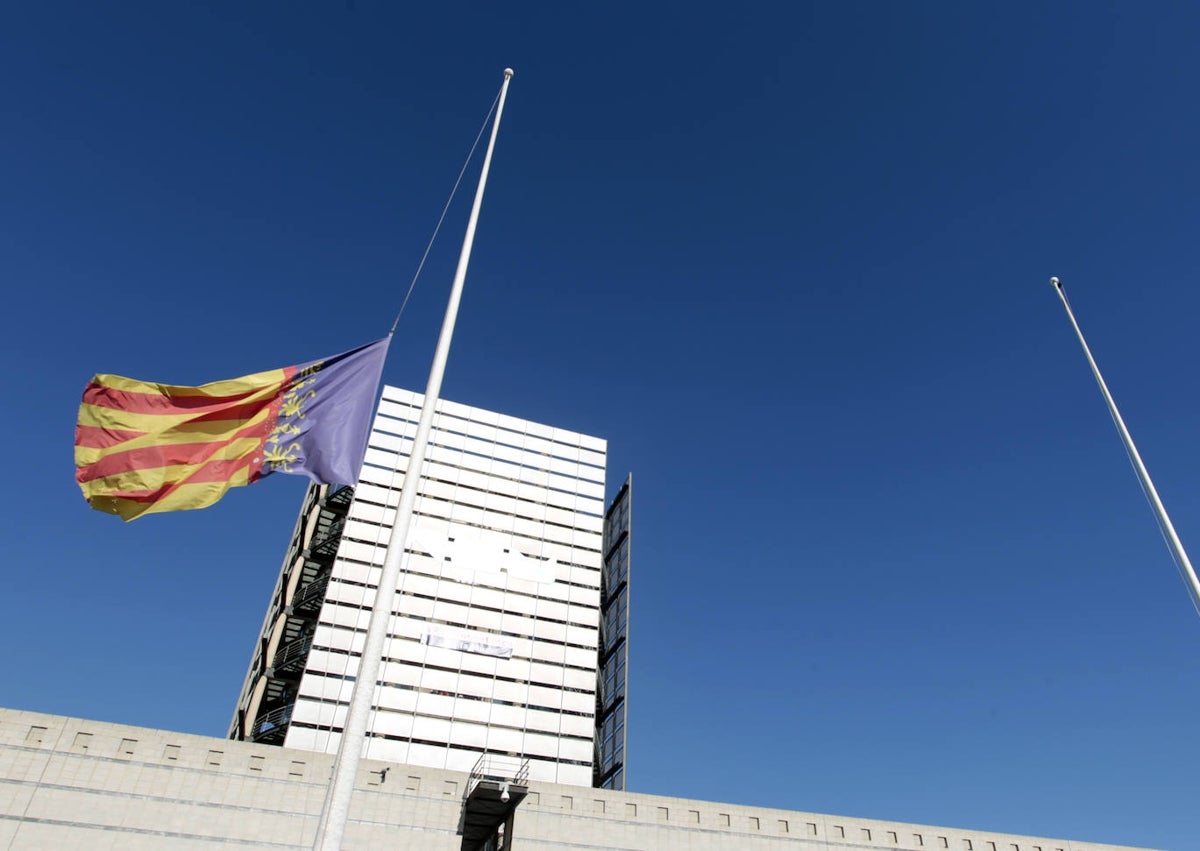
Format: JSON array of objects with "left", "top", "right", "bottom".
[
  {"left": 313, "top": 67, "right": 515, "bottom": 851},
  {"left": 1051, "top": 277, "right": 1200, "bottom": 618}
]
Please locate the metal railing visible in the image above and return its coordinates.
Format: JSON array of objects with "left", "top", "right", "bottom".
[
  {"left": 270, "top": 637, "right": 313, "bottom": 676},
  {"left": 324, "top": 485, "right": 354, "bottom": 510},
  {"left": 466, "top": 753, "right": 530, "bottom": 798},
  {"left": 250, "top": 705, "right": 292, "bottom": 741},
  {"left": 309, "top": 516, "right": 346, "bottom": 557},
  {"left": 292, "top": 576, "right": 330, "bottom": 613}
]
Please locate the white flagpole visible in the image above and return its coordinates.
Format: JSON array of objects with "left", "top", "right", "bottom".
[
  {"left": 313, "top": 68, "right": 515, "bottom": 851},
  {"left": 1051, "top": 276, "right": 1200, "bottom": 617}
]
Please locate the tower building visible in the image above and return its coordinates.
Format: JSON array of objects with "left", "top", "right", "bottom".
[{"left": 229, "top": 386, "right": 630, "bottom": 789}]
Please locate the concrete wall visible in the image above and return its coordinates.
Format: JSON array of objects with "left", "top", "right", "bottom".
[{"left": 0, "top": 708, "right": 1155, "bottom": 851}]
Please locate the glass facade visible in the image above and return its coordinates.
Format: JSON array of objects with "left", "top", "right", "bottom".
[{"left": 594, "top": 474, "right": 631, "bottom": 790}]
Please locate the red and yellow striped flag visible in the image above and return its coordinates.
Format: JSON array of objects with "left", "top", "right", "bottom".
[{"left": 75, "top": 338, "right": 389, "bottom": 521}]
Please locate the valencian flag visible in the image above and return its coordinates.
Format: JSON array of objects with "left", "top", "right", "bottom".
[{"left": 75, "top": 337, "right": 390, "bottom": 521}]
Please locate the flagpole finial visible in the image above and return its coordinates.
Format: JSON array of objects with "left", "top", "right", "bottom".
[
  {"left": 503, "top": 68, "right": 514, "bottom": 78},
  {"left": 1050, "top": 276, "right": 1061, "bottom": 288}
]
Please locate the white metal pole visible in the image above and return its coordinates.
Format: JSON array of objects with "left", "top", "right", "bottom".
[
  {"left": 1051, "top": 276, "right": 1200, "bottom": 617},
  {"left": 313, "top": 68, "right": 515, "bottom": 851}
]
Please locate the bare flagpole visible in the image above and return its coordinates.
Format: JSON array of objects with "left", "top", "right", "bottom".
[
  {"left": 313, "top": 67, "right": 515, "bottom": 851},
  {"left": 1051, "top": 276, "right": 1200, "bottom": 617}
]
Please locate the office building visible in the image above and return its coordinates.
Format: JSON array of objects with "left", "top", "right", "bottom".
[{"left": 228, "top": 386, "right": 630, "bottom": 789}]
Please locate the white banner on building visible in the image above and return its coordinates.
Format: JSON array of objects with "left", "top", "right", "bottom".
[{"left": 421, "top": 627, "right": 514, "bottom": 659}]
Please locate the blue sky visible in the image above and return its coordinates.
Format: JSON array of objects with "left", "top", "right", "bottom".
[{"left": 4, "top": 2, "right": 1200, "bottom": 848}]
